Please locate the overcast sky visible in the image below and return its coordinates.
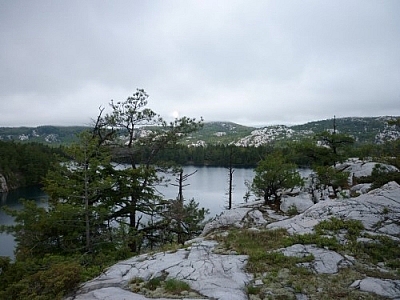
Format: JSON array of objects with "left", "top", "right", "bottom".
[{"left": 1, "top": 0, "right": 399, "bottom": 127}]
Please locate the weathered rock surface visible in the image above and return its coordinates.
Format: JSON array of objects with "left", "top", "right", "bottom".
[
  {"left": 69, "top": 239, "right": 251, "bottom": 300},
  {"left": 268, "top": 181, "right": 400, "bottom": 236},
  {"left": 350, "top": 277, "right": 400, "bottom": 299},
  {"left": 280, "top": 192, "right": 314, "bottom": 213},
  {"left": 0, "top": 173, "right": 8, "bottom": 193},
  {"left": 336, "top": 158, "right": 399, "bottom": 179},
  {"left": 70, "top": 181, "right": 400, "bottom": 300},
  {"left": 278, "top": 244, "right": 352, "bottom": 274}
]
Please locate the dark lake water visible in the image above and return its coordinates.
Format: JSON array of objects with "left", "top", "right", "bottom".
[
  {"left": 0, "top": 185, "right": 49, "bottom": 258},
  {"left": 0, "top": 166, "right": 255, "bottom": 258}
]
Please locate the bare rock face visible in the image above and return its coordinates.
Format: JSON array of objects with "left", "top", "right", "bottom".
[
  {"left": 69, "top": 239, "right": 251, "bottom": 300},
  {"left": 336, "top": 158, "right": 399, "bottom": 179},
  {"left": 278, "top": 244, "right": 352, "bottom": 274},
  {"left": 350, "top": 277, "right": 400, "bottom": 299},
  {"left": 0, "top": 173, "right": 8, "bottom": 193},
  {"left": 69, "top": 181, "right": 400, "bottom": 300},
  {"left": 268, "top": 181, "right": 400, "bottom": 236},
  {"left": 280, "top": 192, "right": 314, "bottom": 214}
]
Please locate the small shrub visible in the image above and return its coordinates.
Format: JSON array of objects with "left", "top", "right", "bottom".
[
  {"left": 164, "top": 278, "right": 190, "bottom": 294},
  {"left": 358, "top": 235, "right": 400, "bottom": 265},
  {"left": 287, "top": 205, "right": 299, "bottom": 216},
  {"left": 315, "top": 217, "right": 364, "bottom": 240},
  {"left": 145, "top": 276, "right": 163, "bottom": 290},
  {"left": 247, "top": 284, "right": 262, "bottom": 295},
  {"left": 285, "top": 233, "right": 340, "bottom": 250}
]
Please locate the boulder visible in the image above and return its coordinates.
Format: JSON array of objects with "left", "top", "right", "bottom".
[
  {"left": 350, "top": 277, "right": 400, "bottom": 299},
  {"left": 278, "top": 244, "right": 352, "bottom": 274},
  {"left": 280, "top": 192, "right": 314, "bottom": 214},
  {"left": 336, "top": 158, "right": 398, "bottom": 180}
]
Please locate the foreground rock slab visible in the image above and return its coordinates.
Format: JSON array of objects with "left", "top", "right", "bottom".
[
  {"left": 278, "top": 244, "right": 352, "bottom": 274},
  {"left": 350, "top": 277, "right": 400, "bottom": 299},
  {"left": 69, "top": 239, "right": 251, "bottom": 300}
]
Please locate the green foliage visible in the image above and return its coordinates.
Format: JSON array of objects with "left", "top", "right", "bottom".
[
  {"left": 0, "top": 91, "right": 208, "bottom": 299},
  {"left": 315, "top": 217, "right": 364, "bottom": 236},
  {"left": 370, "top": 164, "right": 400, "bottom": 189},
  {"left": 314, "top": 131, "right": 354, "bottom": 165},
  {"left": 286, "top": 205, "right": 299, "bottom": 216},
  {"left": 219, "top": 228, "right": 290, "bottom": 273},
  {"left": 287, "top": 138, "right": 334, "bottom": 167},
  {"left": 285, "top": 233, "right": 340, "bottom": 250},
  {"left": 284, "top": 218, "right": 364, "bottom": 253},
  {"left": 251, "top": 152, "right": 303, "bottom": 205},
  {"left": 157, "top": 198, "right": 209, "bottom": 246},
  {"left": 164, "top": 278, "right": 190, "bottom": 294},
  {"left": 114, "top": 142, "right": 272, "bottom": 167},
  {"left": 314, "top": 165, "right": 350, "bottom": 191},
  {"left": 357, "top": 235, "right": 400, "bottom": 266},
  {"left": 215, "top": 219, "right": 397, "bottom": 299},
  {"left": 246, "top": 284, "right": 262, "bottom": 295},
  {"left": 0, "top": 256, "right": 83, "bottom": 300},
  {"left": 0, "top": 141, "right": 60, "bottom": 188},
  {"left": 145, "top": 276, "right": 164, "bottom": 290}
]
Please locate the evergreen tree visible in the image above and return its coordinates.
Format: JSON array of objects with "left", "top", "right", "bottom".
[
  {"left": 251, "top": 152, "right": 303, "bottom": 207},
  {"left": 99, "top": 89, "right": 203, "bottom": 252}
]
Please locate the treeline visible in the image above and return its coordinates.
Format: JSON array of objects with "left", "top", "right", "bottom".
[
  {"left": 118, "top": 138, "right": 400, "bottom": 170},
  {"left": 0, "top": 141, "right": 62, "bottom": 189},
  {"left": 114, "top": 144, "right": 273, "bottom": 167},
  {"left": 1, "top": 135, "right": 399, "bottom": 191}
]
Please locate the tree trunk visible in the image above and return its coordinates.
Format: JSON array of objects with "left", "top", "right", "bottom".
[{"left": 128, "top": 196, "right": 138, "bottom": 253}]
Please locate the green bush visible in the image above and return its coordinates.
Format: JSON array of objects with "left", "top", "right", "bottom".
[
  {"left": 0, "top": 261, "right": 82, "bottom": 300},
  {"left": 164, "top": 278, "right": 190, "bottom": 294},
  {"left": 145, "top": 276, "right": 164, "bottom": 291}
]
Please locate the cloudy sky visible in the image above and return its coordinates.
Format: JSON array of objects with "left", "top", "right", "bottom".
[{"left": 1, "top": 0, "right": 399, "bottom": 127}]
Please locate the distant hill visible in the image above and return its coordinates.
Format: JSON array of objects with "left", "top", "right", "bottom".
[
  {"left": 233, "top": 116, "right": 400, "bottom": 147},
  {"left": 1, "top": 116, "right": 399, "bottom": 146},
  {"left": 0, "top": 125, "right": 88, "bottom": 145}
]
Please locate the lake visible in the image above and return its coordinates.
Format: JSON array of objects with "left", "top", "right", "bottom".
[{"left": 0, "top": 166, "right": 255, "bottom": 258}]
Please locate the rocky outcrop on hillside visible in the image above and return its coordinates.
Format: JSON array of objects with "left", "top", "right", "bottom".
[
  {"left": 0, "top": 174, "right": 8, "bottom": 193},
  {"left": 231, "top": 116, "right": 400, "bottom": 147},
  {"left": 69, "top": 178, "right": 400, "bottom": 300},
  {"left": 233, "top": 125, "right": 312, "bottom": 147}
]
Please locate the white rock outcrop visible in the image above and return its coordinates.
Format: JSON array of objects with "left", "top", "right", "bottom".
[
  {"left": 268, "top": 181, "right": 400, "bottom": 236},
  {"left": 280, "top": 192, "right": 314, "bottom": 213},
  {"left": 278, "top": 244, "right": 352, "bottom": 274},
  {"left": 70, "top": 239, "right": 251, "bottom": 300},
  {"left": 350, "top": 277, "right": 400, "bottom": 299}
]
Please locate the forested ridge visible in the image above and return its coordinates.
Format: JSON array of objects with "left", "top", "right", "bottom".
[{"left": 0, "top": 141, "right": 62, "bottom": 189}]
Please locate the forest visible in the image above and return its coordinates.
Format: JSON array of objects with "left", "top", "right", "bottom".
[
  {"left": 0, "top": 141, "right": 62, "bottom": 190},
  {"left": 0, "top": 90, "right": 399, "bottom": 299}
]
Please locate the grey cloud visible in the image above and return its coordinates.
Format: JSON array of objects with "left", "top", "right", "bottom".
[{"left": 1, "top": 0, "right": 399, "bottom": 127}]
